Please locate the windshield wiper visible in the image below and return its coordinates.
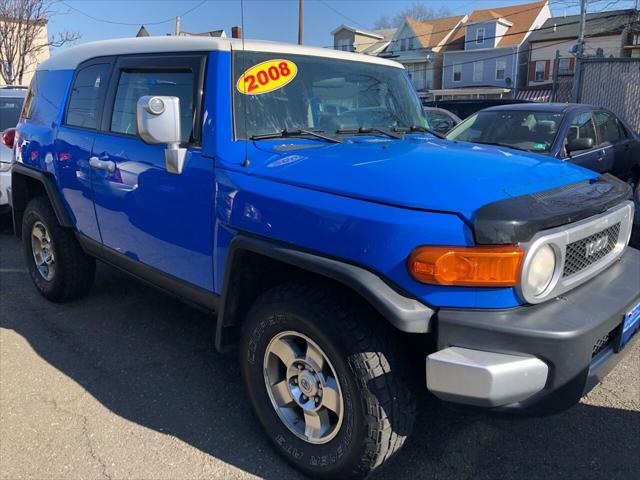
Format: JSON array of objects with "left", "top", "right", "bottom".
[
  {"left": 472, "top": 141, "right": 527, "bottom": 152},
  {"left": 251, "top": 128, "right": 344, "bottom": 143},
  {"left": 336, "top": 127, "right": 404, "bottom": 140},
  {"left": 392, "top": 125, "right": 446, "bottom": 139}
]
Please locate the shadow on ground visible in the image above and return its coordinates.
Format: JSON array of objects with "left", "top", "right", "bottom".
[{"left": 1, "top": 233, "right": 638, "bottom": 479}]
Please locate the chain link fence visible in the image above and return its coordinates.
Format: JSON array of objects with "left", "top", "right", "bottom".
[{"left": 576, "top": 58, "right": 640, "bottom": 132}]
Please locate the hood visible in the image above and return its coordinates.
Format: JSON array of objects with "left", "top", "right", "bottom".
[{"left": 248, "top": 137, "right": 597, "bottom": 221}]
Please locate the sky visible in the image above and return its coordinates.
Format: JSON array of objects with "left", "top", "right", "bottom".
[{"left": 47, "top": 0, "right": 638, "bottom": 50}]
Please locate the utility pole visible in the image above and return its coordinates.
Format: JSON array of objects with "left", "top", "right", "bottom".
[
  {"left": 298, "top": 0, "right": 303, "bottom": 45},
  {"left": 571, "top": 0, "right": 587, "bottom": 102},
  {"left": 175, "top": 16, "right": 181, "bottom": 36},
  {"left": 551, "top": 49, "right": 560, "bottom": 102}
]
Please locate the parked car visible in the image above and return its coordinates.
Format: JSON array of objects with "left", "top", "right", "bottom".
[
  {"left": 423, "top": 98, "right": 533, "bottom": 119},
  {"left": 0, "top": 86, "right": 26, "bottom": 223},
  {"left": 8, "top": 37, "right": 639, "bottom": 480},
  {"left": 445, "top": 103, "right": 640, "bottom": 188},
  {"left": 422, "top": 106, "right": 460, "bottom": 135}
]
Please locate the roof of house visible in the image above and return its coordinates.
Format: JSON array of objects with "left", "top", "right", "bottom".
[
  {"left": 466, "top": 0, "right": 549, "bottom": 47},
  {"left": 360, "top": 28, "right": 396, "bottom": 54},
  {"left": 136, "top": 26, "right": 150, "bottom": 37},
  {"left": 406, "top": 15, "right": 467, "bottom": 50},
  {"left": 178, "top": 29, "right": 226, "bottom": 38},
  {"left": 39, "top": 36, "right": 405, "bottom": 71},
  {"left": 527, "top": 9, "right": 637, "bottom": 43},
  {"left": 330, "top": 24, "right": 384, "bottom": 39}
]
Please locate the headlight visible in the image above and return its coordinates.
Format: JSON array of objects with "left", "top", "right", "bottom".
[
  {"left": 0, "top": 162, "right": 11, "bottom": 172},
  {"left": 525, "top": 244, "right": 556, "bottom": 296}
]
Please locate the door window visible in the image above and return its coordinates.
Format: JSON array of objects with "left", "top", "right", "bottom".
[
  {"left": 66, "top": 64, "right": 111, "bottom": 130},
  {"left": 564, "top": 111, "right": 596, "bottom": 153},
  {"left": 110, "top": 69, "right": 195, "bottom": 143},
  {"left": 593, "top": 111, "right": 622, "bottom": 145}
]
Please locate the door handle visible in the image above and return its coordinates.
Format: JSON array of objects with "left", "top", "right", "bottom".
[{"left": 89, "top": 156, "right": 116, "bottom": 173}]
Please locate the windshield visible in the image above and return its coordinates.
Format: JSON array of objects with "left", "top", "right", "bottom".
[
  {"left": 446, "top": 110, "right": 563, "bottom": 153},
  {"left": 0, "top": 97, "right": 24, "bottom": 131},
  {"left": 233, "top": 51, "right": 427, "bottom": 139}
]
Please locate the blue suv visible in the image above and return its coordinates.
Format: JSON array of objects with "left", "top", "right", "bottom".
[{"left": 8, "top": 37, "right": 640, "bottom": 479}]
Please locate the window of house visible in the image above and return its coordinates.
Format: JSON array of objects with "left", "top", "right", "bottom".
[
  {"left": 476, "top": 28, "right": 485, "bottom": 44},
  {"left": 496, "top": 60, "right": 506, "bottom": 80},
  {"left": 65, "top": 63, "right": 111, "bottom": 130},
  {"left": 110, "top": 69, "right": 195, "bottom": 142},
  {"left": 632, "top": 32, "right": 640, "bottom": 45},
  {"left": 337, "top": 38, "right": 352, "bottom": 52},
  {"left": 453, "top": 63, "right": 461, "bottom": 82},
  {"left": 400, "top": 38, "right": 408, "bottom": 51},
  {"left": 473, "top": 61, "right": 483, "bottom": 82},
  {"left": 558, "top": 58, "right": 571, "bottom": 75},
  {"left": 534, "top": 60, "right": 545, "bottom": 81}
]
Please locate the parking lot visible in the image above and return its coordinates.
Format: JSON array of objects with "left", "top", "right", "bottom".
[{"left": 1, "top": 230, "right": 638, "bottom": 480}]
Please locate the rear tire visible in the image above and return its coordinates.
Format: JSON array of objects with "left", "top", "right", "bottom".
[
  {"left": 240, "top": 282, "right": 415, "bottom": 479},
  {"left": 22, "top": 196, "right": 95, "bottom": 302}
]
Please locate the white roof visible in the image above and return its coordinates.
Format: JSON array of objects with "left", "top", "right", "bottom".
[
  {"left": 330, "top": 24, "right": 384, "bottom": 39},
  {"left": 38, "top": 36, "right": 403, "bottom": 71}
]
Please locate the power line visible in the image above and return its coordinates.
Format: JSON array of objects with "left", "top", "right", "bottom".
[
  {"left": 59, "top": 0, "right": 208, "bottom": 27},
  {"left": 318, "top": 0, "right": 369, "bottom": 30}
]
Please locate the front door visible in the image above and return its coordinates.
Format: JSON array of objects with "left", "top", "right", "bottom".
[{"left": 90, "top": 53, "right": 214, "bottom": 290}]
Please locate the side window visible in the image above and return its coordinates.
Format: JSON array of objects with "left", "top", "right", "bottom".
[
  {"left": 21, "top": 70, "right": 48, "bottom": 119},
  {"left": 66, "top": 64, "right": 110, "bottom": 130},
  {"left": 565, "top": 112, "right": 596, "bottom": 148},
  {"left": 593, "top": 111, "right": 622, "bottom": 145},
  {"left": 110, "top": 69, "right": 195, "bottom": 143}
]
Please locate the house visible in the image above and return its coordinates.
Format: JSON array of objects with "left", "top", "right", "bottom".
[
  {"left": 178, "top": 29, "right": 226, "bottom": 38},
  {"left": 331, "top": 25, "right": 396, "bottom": 56},
  {"left": 525, "top": 9, "right": 640, "bottom": 90},
  {"left": 380, "top": 15, "right": 467, "bottom": 95},
  {"left": 0, "top": 15, "right": 49, "bottom": 86},
  {"left": 439, "top": 0, "right": 551, "bottom": 99}
]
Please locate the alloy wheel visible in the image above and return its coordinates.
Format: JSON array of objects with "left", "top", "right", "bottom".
[
  {"left": 263, "top": 330, "right": 344, "bottom": 444},
  {"left": 31, "top": 221, "right": 56, "bottom": 281}
]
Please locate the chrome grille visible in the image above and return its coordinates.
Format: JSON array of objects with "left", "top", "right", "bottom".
[{"left": 563, "top": 223, "right": 621, "bottom": 277}]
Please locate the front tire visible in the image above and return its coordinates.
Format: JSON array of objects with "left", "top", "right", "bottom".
[
  {"left": 240, "top": 282, "right": 415, "bottom": 479},
  {"left": 22, "top": 196, "right": 95, "bottom": 302}
]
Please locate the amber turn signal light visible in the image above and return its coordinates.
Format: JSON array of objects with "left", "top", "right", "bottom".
[{"left": 408, "top": 246, "right": 524, "bottom": 286}]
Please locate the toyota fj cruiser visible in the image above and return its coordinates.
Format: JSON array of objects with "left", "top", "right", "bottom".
[{"left": 7, "top": 37, "right": 640, "bottom": 479}]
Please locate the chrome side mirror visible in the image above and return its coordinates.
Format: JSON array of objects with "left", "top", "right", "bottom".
[{"left": 136, "top": 96, "right": 187, "bottom": 174}]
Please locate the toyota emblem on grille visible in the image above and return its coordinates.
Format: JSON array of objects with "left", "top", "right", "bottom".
[{"left": 585, "top": 235, "right": 609, "bottom": 257}]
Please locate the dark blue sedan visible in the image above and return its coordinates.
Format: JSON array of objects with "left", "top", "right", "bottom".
[{"left": 445, "top": 103, "right": 640, "bottom": 187}]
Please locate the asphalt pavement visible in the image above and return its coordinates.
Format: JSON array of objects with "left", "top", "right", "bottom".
[{"left": 1, "top": 230, "right": 639, "bottom": 480}]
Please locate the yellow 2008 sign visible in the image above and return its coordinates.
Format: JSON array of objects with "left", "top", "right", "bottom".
[{"left": 236, "top": 59, "right": 298, "bottom": 95}]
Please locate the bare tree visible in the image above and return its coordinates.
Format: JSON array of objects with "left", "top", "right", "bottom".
[
  {"left": 374, "top": 2, "right": 451, "bottom": 29},
  {"left": 0, "top": 0, "right": 80, "bottom": 85}
]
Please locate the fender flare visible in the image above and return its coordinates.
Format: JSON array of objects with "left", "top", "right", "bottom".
[
  {"left": 215, "top": 234, "right": 435, "bottom": 352},
  {"left": 11, "top": 163, "right": 74, "bottom": 232}
]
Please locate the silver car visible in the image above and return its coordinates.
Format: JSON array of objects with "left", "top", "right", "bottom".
[{"left": 0, "top": 86, "right": 26, "bottom": 220}]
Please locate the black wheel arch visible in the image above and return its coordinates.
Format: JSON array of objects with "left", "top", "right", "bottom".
[
  {"left": 11, "top": 164, "right": 74, "bottom": 238},
  {"left": 215, "top": 233, "right": 435, "bottom": 353}
]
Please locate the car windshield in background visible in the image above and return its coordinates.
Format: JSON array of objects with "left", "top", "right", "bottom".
[
  {"left": 0, "top": 98, "right": 23, "bottom": 131},
  {"left": 233, "top": 51, "right": 427, "bottom": 139},
  {"left": 446, "top": 110, "right": 564, "bottom": 153}
]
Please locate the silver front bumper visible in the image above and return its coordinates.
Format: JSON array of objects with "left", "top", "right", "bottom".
[{"left": 426, "top": 347, "right": 549, "bottom": 407}]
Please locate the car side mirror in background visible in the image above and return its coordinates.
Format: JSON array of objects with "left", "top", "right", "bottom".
[
  {"left": 136, "top": 96, "right": 186, "bottom": 174},
  {"left": 566, "top": 137, "right": 594, "bottom": 154}
]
